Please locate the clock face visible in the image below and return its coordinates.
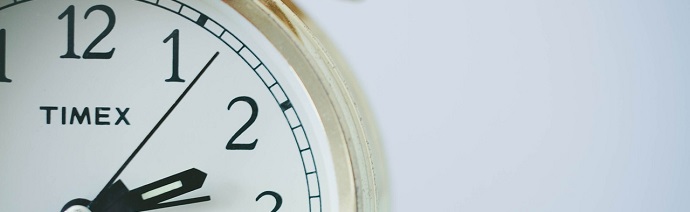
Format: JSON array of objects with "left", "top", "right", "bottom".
[{"left": 0, "top": 1, "right": 337, "bottom": 211}]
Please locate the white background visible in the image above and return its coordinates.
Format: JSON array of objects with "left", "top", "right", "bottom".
[{"left": 294, "top": 0, "right": 690, "bottom": 211}]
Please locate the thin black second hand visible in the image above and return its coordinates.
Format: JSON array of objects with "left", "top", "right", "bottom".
[{"left": 91, "top": 51, "right": 220, "bottom": 206}]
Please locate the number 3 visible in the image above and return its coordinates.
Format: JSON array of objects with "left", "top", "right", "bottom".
[{"left": 256, "top": 191, "right": 282, "bottom": 212}]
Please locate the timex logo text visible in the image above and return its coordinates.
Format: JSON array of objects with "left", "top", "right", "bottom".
[{"left": 40, "top": 106, "right": 130, "bottom": 125}]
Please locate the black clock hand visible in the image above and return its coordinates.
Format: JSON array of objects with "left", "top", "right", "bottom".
[
  {"left": 128, "top": 168, "right": 210, "bottom": 211},
  {"left": 63, "top": 181, "right": 131, "bottom": 212},
  {"left": 90, "top": 52, "right": 220, "bottom": 210},
  {"left": 82, "top": 169, "right": 209, "bottom": 212}
]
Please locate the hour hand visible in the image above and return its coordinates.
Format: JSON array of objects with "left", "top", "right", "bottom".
[{"left": 127, "top": 168, "right": 210, "bottom": 211}]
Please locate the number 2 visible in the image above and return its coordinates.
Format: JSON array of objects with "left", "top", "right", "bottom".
[{"left": 226, "top": 96, "right": 259, "bottom": 150}]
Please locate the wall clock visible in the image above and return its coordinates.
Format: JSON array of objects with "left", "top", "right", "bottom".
[{"left": 0, "top": 0, "right": 387, "bottom": 211}]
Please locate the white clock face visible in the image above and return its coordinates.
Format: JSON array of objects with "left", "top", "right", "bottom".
[{"left": 0, "top": 1, "right": 336, "bottom": 211}]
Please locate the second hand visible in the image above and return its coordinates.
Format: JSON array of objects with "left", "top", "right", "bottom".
[{"left": 90, "top": 52, "right": 220, "bottom": 209}]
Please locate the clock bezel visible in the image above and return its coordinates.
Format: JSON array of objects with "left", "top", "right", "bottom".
[{"left": 222, "top": 1, "right": 389, "bottom": 211}]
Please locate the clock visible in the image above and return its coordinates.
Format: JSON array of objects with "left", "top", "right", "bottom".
[{"left": 0, "top": 0, "right": 387, "bottom": 211}]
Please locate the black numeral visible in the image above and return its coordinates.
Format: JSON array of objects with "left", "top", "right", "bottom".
[
  {"left": 226, "top": 96, "right": 258, "bottom": 150},
  {"left": 58, "top": 6, "right": 79, "bottom": 59},
  {"left": 0, "top": 29, "right": 9, "bottom": 83},
  {"left": 59, "top": 5, "right": 116, "bottom": 59},
  {"left": 83, "top": 5, "right": 116, "bottom": 59},
  {"left": 256, "top": 191, "right": 282, "bottom": 212},
  {"left": 163, "top": 29, "right": 184, "bottom": 82}
]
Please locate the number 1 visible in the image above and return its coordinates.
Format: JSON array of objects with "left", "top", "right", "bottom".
[
  {"left": 0, "top": 29, "right": 10, "bottom": 83},
  {"left": 164, "top": 29, "right": 184, "bottom": 82}
]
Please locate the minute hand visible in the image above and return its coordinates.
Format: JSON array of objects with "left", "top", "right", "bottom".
[{"left": 91, "top": 52, "right": 220, "bottom": 209}]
